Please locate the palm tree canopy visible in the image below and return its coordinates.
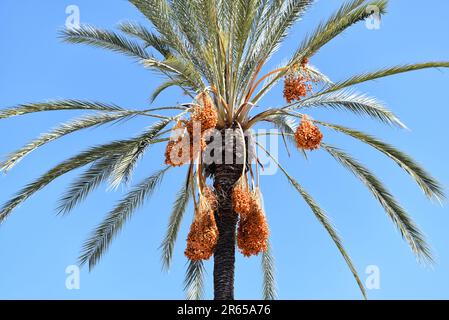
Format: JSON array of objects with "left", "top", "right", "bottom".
[{"left": 1, "top": 0, "right": 447, "bottom": 299}]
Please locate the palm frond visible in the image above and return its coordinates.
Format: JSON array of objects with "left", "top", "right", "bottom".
[
  {"left": 0, "top": 100, "right": 126, "bottom": 120},
  {"left": 322, "top": 62, "right": 449, "bottom": 94},
  {"left": 252, "top": 0, "right": 387, "bottom": 102},
  {"left": 79, "top": 167, "right": 169, "bottom": 270},
  {"left": 0, "top": 139, "right": 133, "bottom": 224},
  {"left": 118, "top": 22, "right": 171, "bottom": 57},
  {"left": 291, "top": 90, "right": 406, "bottom": 128},
  {"left": 60, "top": 25, "right": 151, "bottom": 60},
  {"left": 56, "top": 155, "right": 119, "bottom": 216},
  {"left": 108, "top": 119, "right": 171, "bottom": 189},
  {"left": 1, "top": 111, "right": 138, "bottom": 173},
  {"left": 150, "top": 79, "right": 185, "bottom": 103},
  {"left": 240, "top": 0, "right": 313, "bottom": 96},
  {"left": 128, "top": 0, "right": 193, "bottom": 64},
  {"left": 161, "top": 171, "right": 191, "bottom": 270},
  {"left": 254, "top": 0, "right": 313, "bottom": 63},
  {"left": 317, "top": 121, "right": 445, "bottom": 201},
  {"left": 323, "top": 143, "right": 433, "bottom": 263},
  {"left": 57, "top": 135, "right": 169, "bottom": 216},
  {"left": 292, "top": 0, "right": 387, "bottom": 63},
  {"left": 261, "top": 240, "right": 277, "bottom": 300},
  {"left": 257, "top": 142, "right": 367, "bottom": 299},
  {"left": 184, "top": 259, "right": 206, "bottom": 300}
]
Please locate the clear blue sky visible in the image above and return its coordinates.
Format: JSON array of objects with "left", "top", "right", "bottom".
[{"left": 1, "top": 1, "right": 448, "bottom": 300}]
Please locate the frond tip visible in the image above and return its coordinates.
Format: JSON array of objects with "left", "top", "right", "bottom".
[
  {"left": 261, "top": 240, "right": 277, "bottom": 300},
  {"left": 318, "top": 121, "right": 445, "bottom": 201},
  {"left": 257, "top": 142, "right": 367, "bottom": 299},
  {"left": 184, "top": 259, "right": 205, "bottom": 300},
  {"left": 323, "top": 143, "right": 434, "bottom": 264},
  {"left": 78, "top": 167, "right": 169, "bottom": 270},
  {"left": 161, "top": 173, "right": 191, "bottom": 271}
]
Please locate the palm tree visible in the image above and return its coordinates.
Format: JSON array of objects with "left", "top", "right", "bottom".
[{"left": 0, "top": 0, "right": 447, "bottom": 300}]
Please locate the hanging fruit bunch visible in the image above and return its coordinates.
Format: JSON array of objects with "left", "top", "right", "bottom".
[
  {"left": 164, "top": 92, "right": 217, "bottom": 166},
  {"left": 283, "top": 58, "right": 315, "bottom": 104},
  {"left": 233, "top": 179, "right": 269, "bottom": 257},
  {"left": 185, "top": 187, "right": 219, "bottom": 261},
  {"left": 294, "top": 114, "right": 323, "bottom": 150}
]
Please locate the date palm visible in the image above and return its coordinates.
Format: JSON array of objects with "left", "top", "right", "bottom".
[{"left": 0, "top": 0, "right": 447, "bottom": 300}]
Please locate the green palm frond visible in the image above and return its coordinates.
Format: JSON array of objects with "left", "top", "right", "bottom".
[
  {"left": 161, "top": 171, "right": 191, "bottom": 270},
  {"left": 253, "top": 0, "right": 387, "bottom": 102},
  {"left": 261, "top": 240, "right": 277, "bottom": 300},
  {"left": 322, "top": 62, "right": 449, "bottom": 94},
  {"left": 108, "top": 120, "right": 171, "bottom": 189},
  {"left": 291, "top": 90, "right": 406, "bottom": 128},
  {"left": 57, "top": 156, "right": 119, "bottom": 216},
  {"left": 128, "top": 0, "right": 193, "bottom": 64},
  {"left": 317, "top": 121, "right": 445, "bottom": 201},
  {"left": 1, "top": 111, "right": 139, "bottom": 173},
  {"left": 170, "top": 1, "right": 208, "bottom": 67},
  {"left": 0, "top": 139, "right": 133, "bottom": 224},
  {"left": 232, "top": 0, "right": 260, "bottom": 67},
  {"left": 252, "top": 0, "right": 313, "bottom": 63},
  {"left": 57, "top": 136, "right": 169, "bottom": 216},
  {"left": 292, "top": 0, "right": 387, "bottom": 63},
  {"left": 118, "top": 22, "right": 171, "bottom": 57},
  {"left": 150, "top": 79, "right": 186, "bottom": 102},
  {"left": 60, "top": 25, "right": 151, "bottom": 60},
  {"left": 79, "top": 167, "right": 169, "bottom": 270},
  {"left": 323, "top": 143, "right": 433, "bottom": 263},
  {"left": 257, "top": 142, "right": 367, "bottom": 299},
  {"left": 0, "top": 100, "right": 127, "bottom": 119},
  {"left": 240, "top": 0, "right": 313, "bottom": 96},
  {"left": 184, "top": 259, "right": 206, "bottom": 300}
]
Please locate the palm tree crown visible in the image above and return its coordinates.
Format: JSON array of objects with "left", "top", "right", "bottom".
[{"left": 1, "top": 0, "right": 447, "bottom": 299}]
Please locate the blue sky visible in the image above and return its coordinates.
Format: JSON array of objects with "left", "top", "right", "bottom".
[{"left": 0, "top": 0, "right": 448, "bottom": 300}]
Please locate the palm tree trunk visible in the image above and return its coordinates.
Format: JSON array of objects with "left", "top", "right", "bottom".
[{"left": 213, "top": 161, "right": 242, "bottom": 300}]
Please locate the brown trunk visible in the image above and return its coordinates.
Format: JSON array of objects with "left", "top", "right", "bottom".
[{"left": 213, "top": 162, "right": 242, "bottom": 300}]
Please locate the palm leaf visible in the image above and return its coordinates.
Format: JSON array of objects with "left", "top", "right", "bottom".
[
  {"left": 257, "top": 142, "right": 367, "bottom": 299},
  {"left": 0, "top": 139, "right": 133, "bottom": 224},
  {"left": 57, "top": 155, "right": 120, "bottom": 216},
  {"left": 317, "top": 121, "right": 445, "bottom": 201},
  {"left": 292, "top": 0, "right": 387, "bottom": 63},
  {"left": 118, "top": 22, "right": 171, "bottom": 57},
  {"left": 184, "top": 259, "right": 206, "bottom": 300},
  {"left": 0, "top": 100, "right": 126, "bottom": 120},
  {"left": 291, "top": 90, "right": 406, "bottom": 128},
  {"left": 57, "top": 136, "right": 169, "bottom": 216},
  {"left": 108, "top": 119, "right": 171, "bottom": 189},
  {"left": 60, "top": 25, "right": 151, "bottom": 60},
  {"left": 150, "top": 79, "right": 185, "bottom": 102},
  {"left": 161, "top": 171, "right": 191, "bottom": 270},
  {"left": 1, "top": 111, "right": 138, "bottom": 172},
  {"left": 323, "top": 143, "right": 433, "bottom": 263},
  {"left": 261, "top": 240, "right": 277, "bottom": 300},
  {"left": 79, "top": 167, "right": 169, "bottom": 270},
  {"left": 322, "top": 62, "right": 449, "bottom": 94}
]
